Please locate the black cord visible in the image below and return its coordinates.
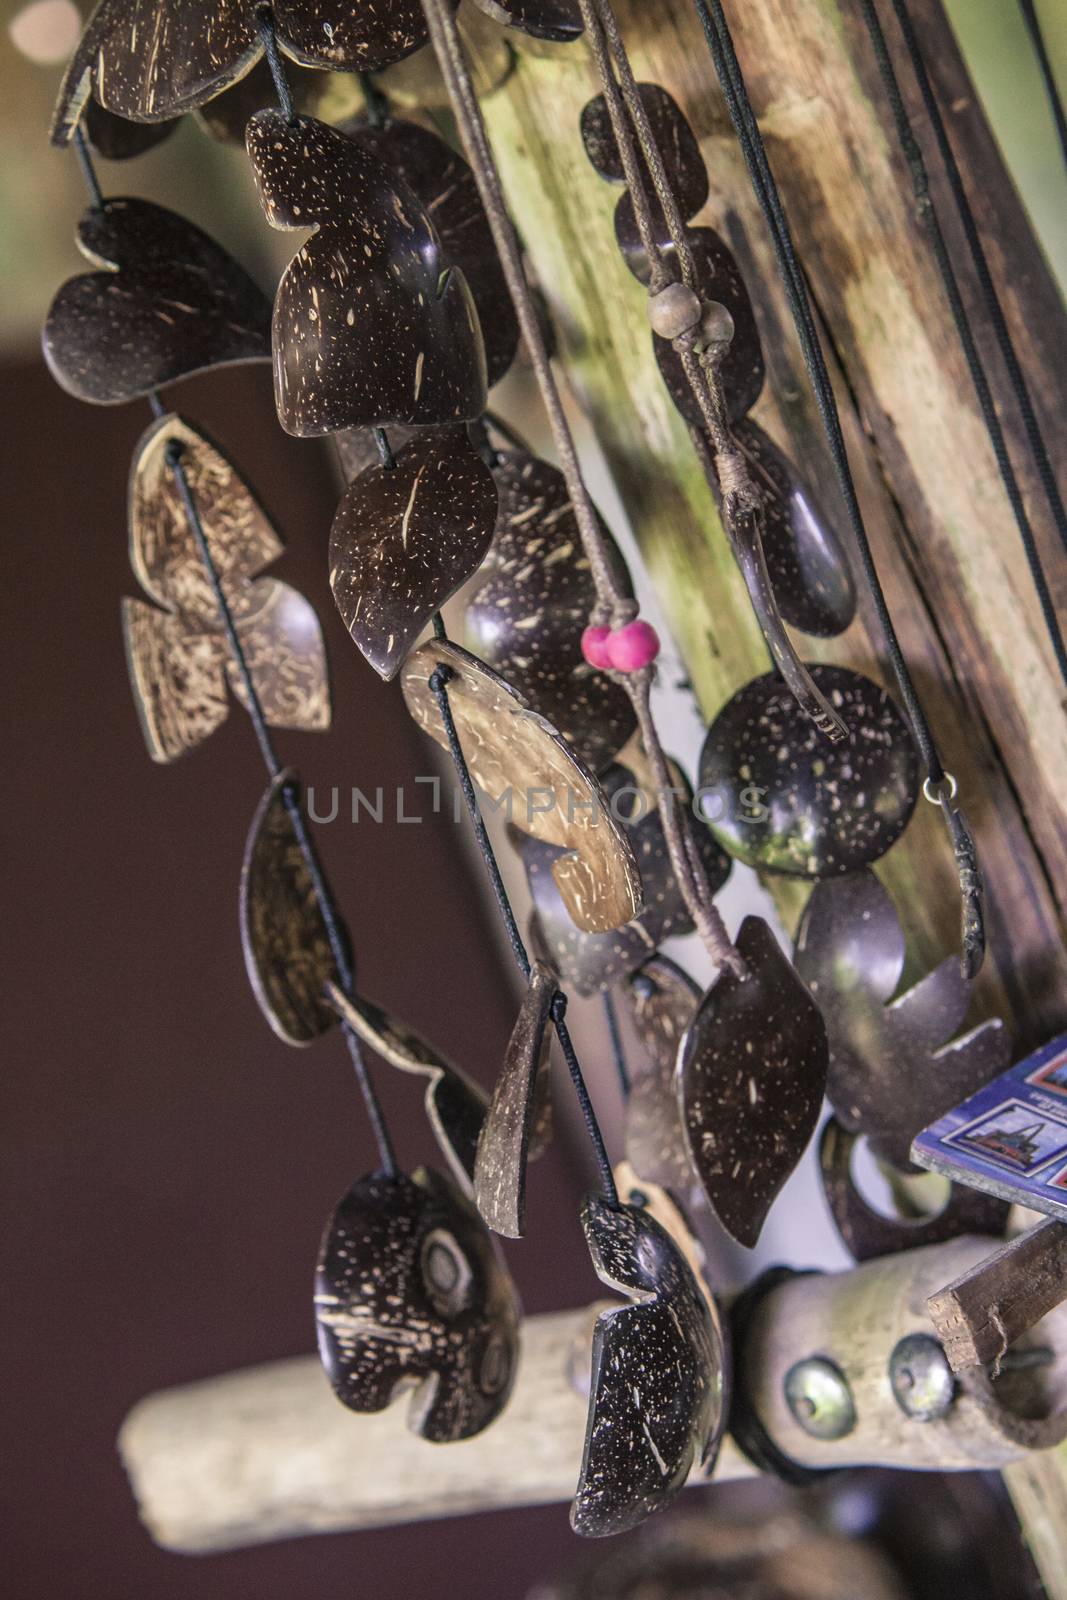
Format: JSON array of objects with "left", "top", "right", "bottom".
[
  {"left": 72, "top": 125, "right": 104, "bottom": 210},
  {"left": 427, "top": 625, "right": 619, "bottom": 1206},
  {"left": 359, "top": 70, "right": 390, "bottom": 129},
  {"left": 878, "top": 0, "right": 1067, "bottom": 606},
  {"left": 1020, "top": 0, "right": 1067, "bottom": 171},
  {"left": 602, "top": 989, "right": 630, "bottom": 1098},
  {"left": 855, "top": 0, "right": 1067, "bottom": 687},
  {"left": 165, "top": 441, "right": 398, "bottom": 1176},
  {"left": 373, "top": 426, "right": 396, "bottom": 470},
  {"left": 256, "top": 9, "right": 295, "bottom": 123}
]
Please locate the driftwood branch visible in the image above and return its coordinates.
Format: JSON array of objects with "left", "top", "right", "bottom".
[
  {"left": 927, "top": 1220, "right": 1067, "bottom": 1373},
  {"left": 118, "top": 1235, "right": 1067, "bottom": 1554}
]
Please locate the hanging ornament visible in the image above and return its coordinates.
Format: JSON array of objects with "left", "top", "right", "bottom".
[
  {"left": 402, "top": 639, "right": 642, "bottom": 934},
  {"left": 246, "top": 111, "right": 487, "bottom": 435},
  {"left": 651, "top": 230, "right": 765, "bottom": 426},
  {"left": 572, "top": 1194, "right": 725, "bottom": 1536},
  {"left": 697, "top": 667, "right": 920, "bottom": 877},
  {"left": 580, "top": 82, "right": 707, "bottom": 268},
  {"left": 794, "top": 870, "right": 1010, "bottom": 1168},
  {"left": 329, "top": 428, "right": 499, "bottom": 680},
  {"left": 464, "top": 449, "right": 637, "bottom": 773},
  {"left": 730, "top": 420, "right": 856, "bottom": 639},
  {"left": 240, "top": 769, "right": 348, "bottom": 1045},
  {"left": 43, "top": 198, "right": 271, "bottom": 405},
  {"left": 123, "top": 415, "right": 329, "bottom": 762},
  {"left": 819, "top": 1117, "right": 1008, "bottom": 1263},
  {"left": 325, "top": 985, "right": 489, "bottom": 1191},
  {"left": 678, "top": 917, "right": 828, "bottom": 1248},
  {"left": 622, "top": 955, "right": 701, "bottom": 1192},
  {"left": 315, "top": 1167, "right": 521, "bottom": 1442},
  {"left": 471, "top": 0, "right": 583, "bottom": 44},
  {"left": 518, "top": 760, "right": 730, "bottom": 996},
  {"left": 351, "top": 116, "right": 520, "bottom": 387},
  {"left": 51, "top": 0, "right": 435, "bottom": 142},
  {"left": 473, "top": 959, "right": 556, "bottom": 1237}
]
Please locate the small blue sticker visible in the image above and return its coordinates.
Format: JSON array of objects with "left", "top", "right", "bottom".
[{"left": 912, "top": 1033, "right": 1067, "bottom": 1218}]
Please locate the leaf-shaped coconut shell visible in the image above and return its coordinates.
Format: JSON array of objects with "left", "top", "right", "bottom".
[
  {"left": 329, "top": 429, "right": 498, "bottom": 679},
  {"left": 678, "top": 916, "right": 828, "bottom": 1247}
]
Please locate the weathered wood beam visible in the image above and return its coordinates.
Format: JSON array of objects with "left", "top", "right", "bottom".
[
  {"left": 118, "top": 1235, "right": 1067, "bottom": 1553},
  {"left": 481, "top": 1, "right": 1067, "bottom": 1033}
]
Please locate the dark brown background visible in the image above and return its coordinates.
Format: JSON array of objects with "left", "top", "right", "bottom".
[{"left": 1, "top": 356, "right": 605, "bottom": 1599}]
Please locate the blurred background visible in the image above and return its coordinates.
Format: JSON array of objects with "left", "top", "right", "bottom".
[{"left": 1, "top": 2, "right": 1064, "bottom": 1596}]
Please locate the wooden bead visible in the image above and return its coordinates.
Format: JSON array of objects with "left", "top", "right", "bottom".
[{"left": 647, "top": 282, "right": 702, "bottom": 340}]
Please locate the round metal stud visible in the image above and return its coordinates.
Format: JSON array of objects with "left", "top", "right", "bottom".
[
  {"left": 889, "top": 1333, "right": 956, "bottom": 1422},
  {"left": 784, "top": 1356, "right": 857, "bottom": 1440}
]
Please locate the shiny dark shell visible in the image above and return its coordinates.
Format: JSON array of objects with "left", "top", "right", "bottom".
[
  {"left": 315, "top": 1167, "right": 521, "bottom": 1442},
  {"left": 352, "top": 116, "right": 520, "bottom": 387},
  {"left": 732, "top": 420, "right": 856, "bottom": 638},
  {"left": 652, "top": 229, "right": 764, "bottom": 426},
  {"left": 247, "top": 111, "right": 487, "bottom": 435},
  {"left": 697, "top": 666, "right": 920, "bottom": 877},
  {"left": 464, "top": 450, "right": 636, "bottom": 773},
  {"left": 42, "top": 198, "right": 270, "bottom": 406}
]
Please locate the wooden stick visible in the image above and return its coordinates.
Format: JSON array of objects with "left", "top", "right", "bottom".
[
  {"left": 118, "top": 1235, "right": 1067, "bottom": 1554},
  {"left": 927, "top": 1220, "right": 1067, "bottom": 1373}
]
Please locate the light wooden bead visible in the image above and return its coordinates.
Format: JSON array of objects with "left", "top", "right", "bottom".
[{"left": 647, "top": 281, "right": 702, "bottom": 339}]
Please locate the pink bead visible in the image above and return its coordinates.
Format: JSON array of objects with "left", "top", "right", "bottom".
[
  {"left": 606, "top": 620, "right": 661, "bottom": 672},
  {"left": 581, "top": 625, "right": 614, "bottom": 669}
]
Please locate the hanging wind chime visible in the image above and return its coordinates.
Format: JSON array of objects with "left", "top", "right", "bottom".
[{"left": 39, "top": 0, "right": 1067, "bottom": 1544}]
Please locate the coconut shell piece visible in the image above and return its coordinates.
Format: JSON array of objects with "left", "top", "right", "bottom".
[
  {"left": 402, "top": 639, "right": 642, "bottom": 935},
  {"left": 315, "top": 1166, "right": 521, "bottom": 1442},
  {"left": 623, "top": 955, "right": 702, "bottom": 1191},
  {"left": 329, "top": 428, "right": 497, "bottom": 680},
  {"left": 240, "top": 769, "right": 346, "bottom": 1046},
  {"left": 464, "top": 450, "right": 636, "bottom": 773},
  {"left": 572, "top": 1195, "right": 725, "bottom": 1537},
  {"left": 43, "top": 198, "right": 270, "bottom": 406},
  {"left": 352, "top": 117, "right": 519, "bottom": 387},
  {"left": 732, "top": 421, "right": 856, "bottom": 639},
  {"left": 819, "top": 1117, "right": 1009, "bottom": 1263},
  {"left": 51, "top": 0, "right": 435, "bottom": 143},
  {"left": 325, "top": 984, "right": 487, "bottom": 1190},
  {"left": 518, "top": 763, "right": 730, "bottom": 996},
  {"left": 651, "top": 229, "right": 764, "bottom": 425},
  {"left": 247, "top": 111, "right": 487, "bottom": 436},
  {"left": 580, "top": 83, "right": 708, "bottom": 263},
  {"left": 474, "top": 961, "right": 556, "bottom": 1237},
  {"left": 678, "top": 916, "right": 828, "bottom": 1248},
  {"left": 471, "top": 0, "right": 582, "bottom": 43},
  {"left": 123, "top": 414, "right": 329, "bottom": 762},
  {"left": 794, "top": 871, "right": 1011, "bottom": 1169},
  {"left": 698, "top": 667, "right": 920, "bottom": 878}
]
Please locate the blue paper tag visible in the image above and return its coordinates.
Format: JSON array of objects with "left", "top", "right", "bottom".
[{"left": 911, "top": 1032, "right": 1067, "bottom": 1217}]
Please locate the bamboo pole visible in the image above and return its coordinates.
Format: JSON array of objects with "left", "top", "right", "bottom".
[{"left": 479, "top": 0, "right": 1067, "bottom": 1032}]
